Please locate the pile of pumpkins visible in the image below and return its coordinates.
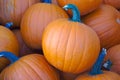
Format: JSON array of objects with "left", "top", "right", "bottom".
[{"left": 0, "top": 0, "right": 120, "bottom": 80}]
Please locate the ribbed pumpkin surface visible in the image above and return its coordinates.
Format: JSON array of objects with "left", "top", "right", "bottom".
[
  {"left": 75, "top": 71, "right": 120, "bottom": 80},
  {"left": 105, "top": 44, "right": 120, "bottom": 74},
  {"left": 42, "top": 18, "right": 100, "bottom": 74},
  {"left": 82, "top": 5, "right": 120, "bottom": 49},
  {"left": 21, "top": 3, "right": 69, "bottom": 49},
  {"left": 57, "top": 0, "right": 102, "bottom": 15},
  {"left": 0, "top": 54, "right": 60, "bottom": 80},
  {"left": 0, "top": 0, "right": 40, "bottom": 27},
  {"left": 103, "top": 0, "right": 120, "bottom": 9},
  {"left": 0, "top": 26, "right": 19, "bottom": 71}
]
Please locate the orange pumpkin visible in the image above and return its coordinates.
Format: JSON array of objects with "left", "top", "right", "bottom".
[
  {"left": 0, "top": 52, "right": 60, "bottom": 80},
  {"left": 75, "top": 48, "right": 120, "bottom": 80},
  {"left": 103, "top": 44, "right": 120, "bottom": 74},
  {"left": 57, "top": 0, "right": 102, "bottom": 16},
  {"left": 21, "top": 3, "right": 68, "bottom": 49},
  {"left": 0, "top": 25, "right": 19, "bottom": 71},
  {"left": 82, "top": 5, "right": 120, "bottom": 49},
  {"left": 42, "top": 4, "right": 100, "bottom": 74},
  {"left": 103, "top": 0, "right": 120, "bottom": 9},
  {"left": 0, "top": 0, "right": 40, "bottom": 27},
  {"left": 76, "top": 70, "right": 120, "bottom": 80}
]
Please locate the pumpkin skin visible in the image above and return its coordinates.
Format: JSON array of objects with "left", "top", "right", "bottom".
[
  {"left": 12, "top": 29, "right": 42, "bottom": 57},
  {"left": 52, "top": 0, "right": 58, "bottom": 5},
  {"left": 75, "top": 71, "right": 120, "bottom": 80},
  {"left": 0, "top": 25, "right": 19, "bottom": 71},
  {"left": 82, "top": 5, "right": 120, "bottom": 49},
  {"left": 21, "top": 3, "right": 68, "bottom": 49},
  {"left": 0, "top": 52, "right": 60, "bottom": 80},
  {"left": 57, "top": 0, "right": 102, "bottom": 16},
  {"left": 0, "top": 0, "right": 40, "bottom": 27},
  {"left": 42, "top": 4, "right": 100, "bottom": 74},
  {"left": 104, "top": 44, "right": 120, "bottom": 74},
  {"left": 103, "top": 0, "right": 120, "bottom": 9}
]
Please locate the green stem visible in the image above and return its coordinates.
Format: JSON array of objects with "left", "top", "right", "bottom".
[
  {"left": 89, "top": 48, "right": 107, "bottom": 75},
  {"left": 63, "top": 4, "right": 81, "bottom": 22},
  {"left": 0, "top": 51, "right": 19, "bottom": 64}
]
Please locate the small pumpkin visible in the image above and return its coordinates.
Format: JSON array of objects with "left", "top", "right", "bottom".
[
  {"left": 0, "top": 23, "right": 19, "bottom": 71},
  {"left": 21, "top": 2, "right": 68, "bottom": 49},
  {"left": 42, "top": 4, "right": 100, "bottom": 74},
  {"left": 82, "top": 4, "right": 120, "bottom": 49},
  {"left": 103, "top": 44, "right": 120, "bottom": 74},
  {"left": 0, "top": 0, "right": 40, "bottom": 27},
  {"left": 103, "top": 0, "right": 120, "bottom": 9},
  {"left": 57, "top": 0, "right": 102, "bottom": 16},
  {"left": 75, "top": 48, "right": 120, "bottom": 80},
  {"left": 0, "top": 52, "right": 60, "bottom": 80}
]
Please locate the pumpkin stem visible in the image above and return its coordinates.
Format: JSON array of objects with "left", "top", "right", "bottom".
[
  {"left": 0, "top": 51, "right": 19, "bottom": 64},
  {"left": 89, "top": 48, "right": 107, "bottom": 75},
  {"left": 103, "top": 59, "right": 112, "bottom": 70},
  {"left": 41, "top": 0, "right": 51, "bottom": 3},
  {"left": 5, "top": 22, "right": 13, "bottom": 28},
  {"left": 63, "top": 4, "right": 81, "bottom": 22}
]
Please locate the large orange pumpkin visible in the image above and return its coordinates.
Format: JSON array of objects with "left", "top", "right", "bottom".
[
  {"left": 21, "top": 3, "right": 68, "bottom": 49},
  {"left": 82, "top": 5, "right": 120, "bottom": 49},
  {"left": 103, "top": 0, "right": 120, "bottom": 9},
  {"left": 57, "top": 0, "right": 102, "bottom": 16},
  {"left": 0, "top": 52, "right": 60, "bottom": 80},
  {"left": 0, "top": 0, "right": 40, "bottom": 27},
  {"left": 75, "top": 48, "right": 120, "bottom": 80},
  {"left": 42, "top": 4, "right": 100, "bottom": 74},
  {"left": 0, "top": 24, "right": 19, "bottom": 71},
  {"left": 103, "top": 44, "right": 120, "bottom": 74}
]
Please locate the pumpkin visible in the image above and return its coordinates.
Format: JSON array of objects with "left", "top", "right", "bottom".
[
  {"left": 42, "top": 4, "right": 100, "bottom": 74},
  {"left": 21, "top": 3, "right": 68, "bottom": 49},
  {"left": 0, "top": 0, "right": 40, "bottom": 27},
  {"left": 103, "top": 0, "right": 120, "bottom": 9},
  {"left": 12, "top": 29, "right": 42, "bottom": 57},
  {"left": 103, "top": 44, "right": 120, "bottom": 74},
  {"left": 82, "top": 5, "right": 120, "bottom": 49},
  {"left": 57, "top": 0, "right": 102, "bottom": 16},
  {"left": 75, "top": 48, "right": 120, "bottom": 80},
  {"left": 0, "top": 52, "right": 60, "bottom": 80},
  {"left": 0, "top": 24, "right": 19, "bottom": 72}
]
